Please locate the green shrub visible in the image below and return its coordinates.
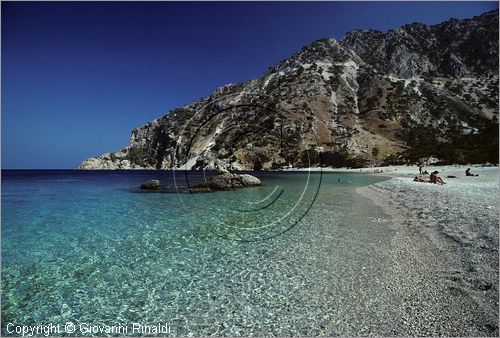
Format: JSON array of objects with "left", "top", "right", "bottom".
[
  {"left": 128, "top": 146, "right": 153, "bottom": 166},
  {"left": 398, "top": 120, "right": 499, "bottom": 164},
  {"left": 318, "top": 150, "right": 368, "bottom": 168}
]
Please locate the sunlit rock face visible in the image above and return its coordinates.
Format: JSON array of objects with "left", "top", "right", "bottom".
[{"left": 78, "top": 10, "right": 498, "bottom": 170}]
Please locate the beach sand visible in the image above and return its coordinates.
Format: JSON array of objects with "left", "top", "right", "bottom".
[{"left": 355, "top": 165, "right": 499, "bottom": 335}]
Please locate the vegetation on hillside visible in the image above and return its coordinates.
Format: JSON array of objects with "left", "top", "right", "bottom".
[{"left": 397, "top": 118, "right": 499, "bottom": 164}]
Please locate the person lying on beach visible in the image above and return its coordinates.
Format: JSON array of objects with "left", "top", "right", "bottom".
[
  {"left": 413, "top": 175, "right": 430, "bottom": 183},
  {"left": 465, "top": 168, "right": 479, "bottom": 176},
  {"left": 430, "top": 170, "right": 446, "bottom": 184}
]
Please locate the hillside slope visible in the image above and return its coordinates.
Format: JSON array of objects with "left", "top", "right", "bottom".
[{"left": 79, "top": 10, "right": 499, "bottom": 170}]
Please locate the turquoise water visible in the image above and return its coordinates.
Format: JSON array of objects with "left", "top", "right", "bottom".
[{"left": 2, "top": 170, "right": 392, "bottom": 336}]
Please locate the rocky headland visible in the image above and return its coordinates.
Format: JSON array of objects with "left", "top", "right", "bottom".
[{"left": 79, "top": 10, "right": 498, "bottom": 171}]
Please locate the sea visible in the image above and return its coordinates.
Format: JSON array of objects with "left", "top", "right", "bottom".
[{"left": 1, "top": 170, "right": 398, "bottom": 336}]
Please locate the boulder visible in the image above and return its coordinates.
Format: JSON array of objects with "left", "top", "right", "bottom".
[
  {"left": 238, "top": 174, "right": 262, "bottom": 186},
  {"left": 140, "top": 179, "right": 161, "bottom": 190},
  {"left": 194, "top": 172, "right": 261, "bottom": 191}
]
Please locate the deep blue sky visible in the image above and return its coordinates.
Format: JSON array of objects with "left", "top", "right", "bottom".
[{"left": 2, "top": 1, "right": 497, "bottom": 169}]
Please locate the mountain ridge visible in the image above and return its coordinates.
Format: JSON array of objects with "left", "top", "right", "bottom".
[{"left": 79, "top": 10, "right": 499, "bottom": 170}]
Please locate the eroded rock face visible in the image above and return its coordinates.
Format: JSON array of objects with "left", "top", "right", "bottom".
[
  {"left": 341, "top": 11, "right": 498, "bottom": 78},
  {"left": 78, "top": 11, "right": 498, "bottom": 170}
]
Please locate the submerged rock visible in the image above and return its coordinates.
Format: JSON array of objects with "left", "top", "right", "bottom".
[
  {"left": 194, "top": 172, "right": 261, "bottom": 191},
  {"left": 140, "top": 179, "right": 161, "bottom": 190}
]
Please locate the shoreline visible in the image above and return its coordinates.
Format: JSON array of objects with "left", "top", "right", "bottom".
[
  {"left": 2, "top": 166, "right": 498, "bottom": 335},
  {"left": 294, "top": 163, "right": 498, "bottom": 175},
  {"left": 355, "top": 166, "right": 499, "bottom": 335}
]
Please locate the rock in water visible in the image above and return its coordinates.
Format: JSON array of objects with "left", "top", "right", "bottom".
[
  {"left": 217, "top": 165, "right": 231, "bottom": 175},
  {"left": 140, "top": 179, "right": 161, "bottom": 190},
  {"left": 238, "top": 174, "right": 262, "bottom": 186},
  {"left": 195, "top": 172, "right": 261, "bottom": 191}
]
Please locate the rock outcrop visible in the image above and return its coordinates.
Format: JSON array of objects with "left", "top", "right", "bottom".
[
  {"left": 78, "top": 10, "right": 499, "bottom": 170},
  {"left": 140, "top": 179, "right": 161, "bottom": 190},
  {"left": 193, "top": 172, "right": 262, "bottom": 191},
  {"left": 137, "top": 172, "right": 261, "bottom": 192}
]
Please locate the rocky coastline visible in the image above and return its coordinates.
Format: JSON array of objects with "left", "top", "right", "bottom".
[{"left": 78, "top": 11, "right": 498, "bottom": 171}]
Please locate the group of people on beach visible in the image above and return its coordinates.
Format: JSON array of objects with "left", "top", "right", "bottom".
[
  {"left": 414, "top": 166, "right": 479, "bottom": 185},
  {"left": 414, "top": 170, "right": 446, "bottom": 184}
]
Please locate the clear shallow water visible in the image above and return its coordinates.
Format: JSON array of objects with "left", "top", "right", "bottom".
[{"left": 2, "top": 170, "right": 393, "bottom": 336}]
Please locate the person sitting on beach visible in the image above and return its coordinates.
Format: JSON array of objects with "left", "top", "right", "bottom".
[
  {"left": 465, "top": 168, "right": 479, "bottom": 177},
  {"left": 430, "top": 170, "right": 446, "bottom": 184}
]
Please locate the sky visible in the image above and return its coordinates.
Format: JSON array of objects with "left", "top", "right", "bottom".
[{"left": 2, "top": 1, "right": 498, "bottom": 169}]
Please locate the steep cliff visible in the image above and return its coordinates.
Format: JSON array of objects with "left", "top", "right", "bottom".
[{"left": 79, "top": 10, "right": 499, "bottom": 170}]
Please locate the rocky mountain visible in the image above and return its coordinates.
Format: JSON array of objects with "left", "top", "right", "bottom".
[{"left": 79, "top": 10, "right": 499, "bottom": 170}]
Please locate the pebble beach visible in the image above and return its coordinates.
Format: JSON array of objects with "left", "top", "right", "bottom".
[{"left": 355, "top": 165, "right": 499, "bottom": 335}]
